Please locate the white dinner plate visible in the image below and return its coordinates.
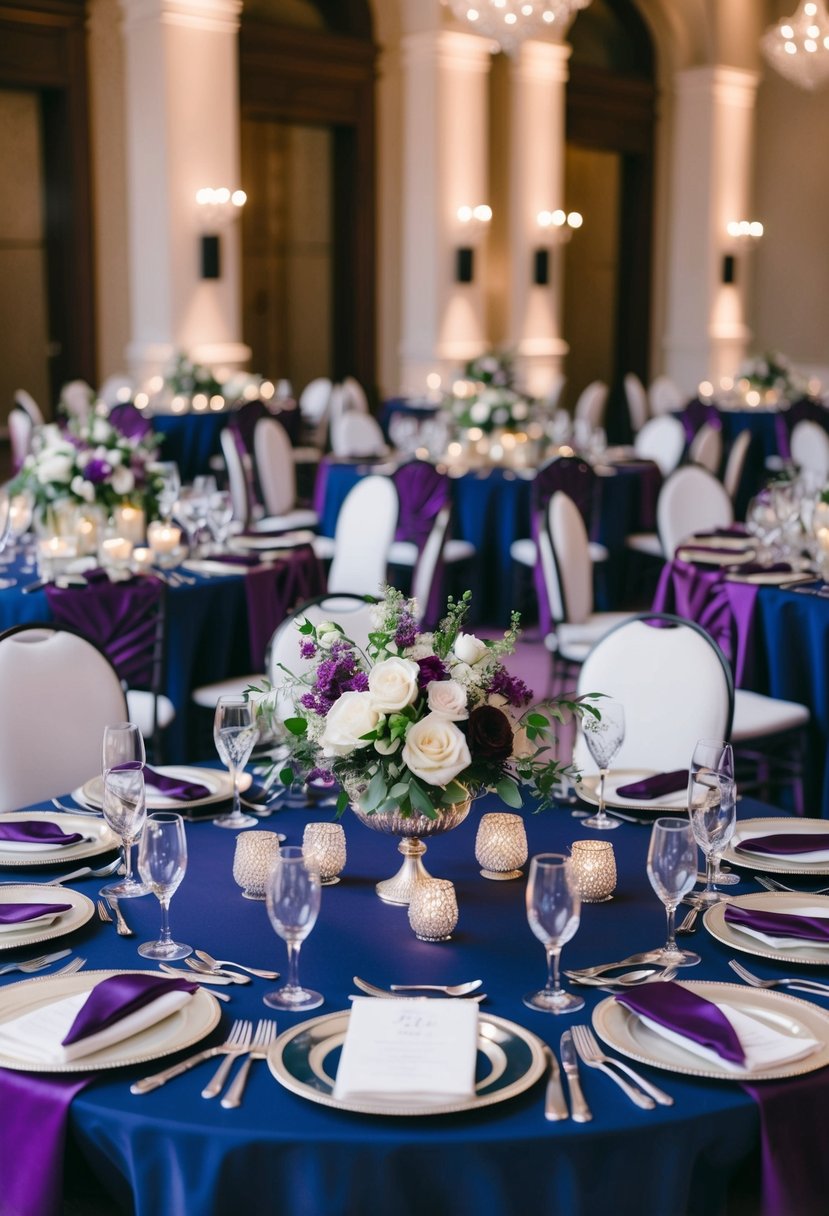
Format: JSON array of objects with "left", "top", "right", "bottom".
[
  {"left": 0, "top": 885, "right": 94, "bottom": 952},
  {"left": 229, "top": 530, "right": 316, "bottom": 552},
  {"left": 676, "top": 546, "right": 757, "bottom": 567},
  {"left": 75, "top": 766, "right": 246, "bottom": 812},
  {"left": 575, "top": 769, "right": 688, "bottom": 815},
  {"left": 593, "top": 980, "right": 829, "bottom": 1081},
  {"left": 0, "top": 812, "right": 119, "bottom": 868},
  {"left": 0, "top": 969, "right": 220, "bottom": 1072},
  {"left": 704, "top": 892, "right": 829, "bottom": 966},
  {"left": 724, "top": 569, "right": 815, "bottom": 586},
  {"left": 683, "top": 533, "right": 753, "bottom": 552},
  {"left": 720, "top": 818, "right": 829, "bottom": 876},
  {"left": 182, "top": 559, "right": 254, "bottom": 577}
]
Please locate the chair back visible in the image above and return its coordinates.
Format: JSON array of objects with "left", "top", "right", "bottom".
[
  {"left": 0, "top": 624, "right": 128, "bottom": 810},
  {"left": 327, "top": 475, "right": 399, "bottom": 595},
  {"left": 330, "top": 412, "right": 388, "bottom": 458},
  {"left": 648, "top": 376, "right": 683, "bottom": 417},
  {"left": 13, "top": 389, "right": 44, "bottom": 426},
  {"left": 791, "top": 420, "right": 829, "bottom": 479},
  {"left": 657, "top": 465, "right": 733, "bottom": 557},
  {"left": 573, "top": 613, "right": 734, "bottom": 772},
  {"left": 573, "top": 380, "right": 608, "bottom": 429},
  {"left": 299, "top": 378, "right": 332, "bottom": 424},
  {"left": 634, "top": 415, "right": 686, "bottom": 476},
  {"left": 60, "top": 380, "right": 94, "bottom": 421},
  {"left": 340, "top": 377, "right": 370, "bottom": 414},
  {"left": 549, "top": 491, "right": 593, "bottom": 624},
  {"left": 392, "top": 460, "right": 449, "bottom": 549},
  {"left": 723, "top": 429, "right": 752, "bottom": 502},
  {"left": 254, "top": 417, "right": 297, "bottom": 517},
  {"left": 221, "top": 427, "right": 254, "bottom": 524},
  {"left": 532, "top": 454, "right": 595, "bottom": 529},
  {"left": 8, "top": 408, "right": 33, "bottom": 473},
  {"left": 689, "top": 422, "right": 723, "bottom": 475},
  {"left": 411, "top": 505, "right": 451, "bottom": 624},
  {"left": 624, "top": 373, "right": 649, "bottom": 433},
  {"left": 229, "top": 400, "right": 271, "bottom": 457}
]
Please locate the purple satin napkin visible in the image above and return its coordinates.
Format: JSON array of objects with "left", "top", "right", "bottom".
[
  {"left": 0, "top": 902, "right": 71, "bottom": 926},
  {"left": 692, "top": 525, "right": 750, "bottom": 539},
  {"left": 616, "top": 981, "right": 746, "bottom": 1065},
  {"left": 143, "top": 766, "right": 211, "bottom": 801},
  {"left": 735, "top": 833, "right": 829, "bottom": 857},
  {"left": 63, "top": 972, "right": 199, "bottom": 1047},
  {"left": 724, "top": 904, "right": 829, "bottom": 944},
  {"left": 204, "top": 552, "right": 261, "bottom": 567},
  {"left": 615, "top": 770, "right": 688, "bottom": 799},
  {"left": 0, "top": 820, "right": 85, "bottom": 847}
]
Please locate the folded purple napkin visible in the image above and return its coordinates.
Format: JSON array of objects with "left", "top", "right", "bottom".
[
  {"left": 0, "top": 820, "right": 84, "bottom": 847},
  {"left": 63, "top": 972, "right": 199, "bottom": 1047},
  {"left": 692, "top": 525, "right": 749, "bottom": 539},
  {"left": 0, "top": 902, "right": 71, "bottom": 926},
  {"left": 205, "top": 552, "right": 261, "bottom": 567},
  {"left": 143, "top": 766, "right": 210, "bottom": 801},
  {"left": 735, "top": 833, "right": 829, "bottom": 857},
  {"left": 614, "top": 770, "right": 688, "bottom": 799},
  {"left": 724, "top": 904, "right": 829, "bottom": 944},
  {"left": 615, "top": 981, "right": 745, "bottom": 1065}
]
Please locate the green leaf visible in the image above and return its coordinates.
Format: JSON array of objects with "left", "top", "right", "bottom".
[
  {"left": 298, "top": 620, "right": 314, "bottom": 634},
  {"left": 279, "top": 767, "right": 294, "bottom": 786},
  {"left": 527, "top": 712, "right": 548, "bottom": 728},
  {"left": 408, "top": 780, "right": 437, "bottom": 818},
  {"left": 496, "top": 776, "right": 523, "bottom": 808},
  {"left": 440, "top": 780, "right": 467, "bottom": 805},
  {"left": 362, "top": 769, "right": 388, "bottom": 812},
  {"left": 283, "top": 717, "right": 308, "bottom": 736},
  {"left": 389, "top": 782, "right": 410, "bottom": 800},
  {"left": 336, "top": 789, "right": 350, "bottom": 817}
]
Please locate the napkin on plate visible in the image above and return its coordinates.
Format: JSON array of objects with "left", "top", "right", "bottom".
[
  {"left": 0, "top": 973, "right": 199, "bottom": 1065},
  {"left": 691, "top": 526, "right": 749, "bottom": 539},
  {"left": 0, "top": 903, "right": 72, "bottom": 933},
  {"left": 727, "top": 562, "right": 794, "bottom": 576},
  {"left": 734, "top": 833, "right": 829, "bottom": 863},
  {"left": 616, "top": 981, "right": 820, "bottom": 1073},
  {"left": 615, "top": 771, "right": 688, "bottom": 800},
  {"left": 0, "top": 821, "right": 86, "bottom": 852},
  {"left": 724, "top": 904, "right": 829, "bottom": 949},
  {"left": 143, "top": 767, "right": 211, "bottom": 802}
]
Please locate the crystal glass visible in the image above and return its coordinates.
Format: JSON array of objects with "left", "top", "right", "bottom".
[
  {"left": 213, "top": 696, "right": 258, "bottom": 829},
  {"left": 232, "top": 830, "right": 281, "bottom": 900},
  {"left": 206, "top": 490, "right": 234, "bottom": 550},
  {"left": 150, "top": 461, "right": 181, "bottom": 523},
  {"left": 689, "top": 772, "right": 736, "bottom": 905},
  {"left": 137, "top": 812, "right": 191, "bottom": 960},
  {"left": 302, "top": 822, "right": 346, "bottom": 885},
  {"left": 99, "top": 764, "right": 150, "bottom": 899},
  {"left": 646, "top": 817, "right": 700, "bottom": 967},
  {"left": 176, "top": 478, "right": 214, "bottom": 554},
  {"left": 408, "top": 879, "right": 458, "bottom": 941},
  {"left": 475, "top": 812, "right": 528, "bottom": 880},
  {"left": 0, "top": 492, "right": 15, "bottom": 590},
  {"left": 264, "top": 846, "right": 323, "bottom": 1011},
  {"left": 103, "top": 721, "right": 146, "bottom": 774},
  {"left": 523, "top": 853, "right": 584, "bottom": 1014},
  {"left": 689, "top": 739, "right": 739, "bottom": 888},
  {"left": 581, "top": 700, "right": 625, "bottom": 830}
]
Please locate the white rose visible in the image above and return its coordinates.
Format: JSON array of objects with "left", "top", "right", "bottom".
[
  {"left": 92, "top": 418, "right": 110, "bottom": 444},
  {"left": 39, "top": 424, "right": 65, "bottom": 450},
  {"left": 315, "top": 621, "right": 342, "bottom": 650},
  {"left": 402, "top": 712, "right": 471, "bottom": 787},
  {"left": 107, "top": 448, "right": 123, "bottom": 467},
  {"left": 454, "top": 632, "right": 488, "bottom": 666},
  {"left": 111, "top": 466, "right": 135, "bottom": 495},
  {"left": 368, "top": 657, "right": 420, "bottom": 713},
  {"left": 37, "top": 454, "right": 73, "bottom": 485},
  {"left": 319, "top": 691, "right": 379, "bottom": 757},
  {"left": 70, "top": 475, "right": 95, "bottom": 503},
  {"left": 427, "top": 679, "right": 468, "bottom": 720}
]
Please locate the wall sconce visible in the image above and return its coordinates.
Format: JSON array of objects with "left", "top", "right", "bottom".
[
  {"left": 195, "top": 187, "right": 247, "bottom": 279},
  {"left": 722, "top": 219, "right": 764, "bottom": 284},
  {"left": 533, "top": 209, "right": 583, "bottom": 284},
  {"left": 455, "top": 204, "right": 492, "bottom": 283}
]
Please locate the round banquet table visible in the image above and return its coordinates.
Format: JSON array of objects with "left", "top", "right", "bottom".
[
  {"left": 151, "top": 413, "right": 228, "bottom": 484},
  {"left": 3, "top": 789, "right": 802, "bottom": 1216}
]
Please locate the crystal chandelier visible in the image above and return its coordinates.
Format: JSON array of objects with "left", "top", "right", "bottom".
[
  {"left": 761, "top": 0, "right": 829, "bottom": 91},
  {"left": 444, "top": 0, "right": 592, "bottom": 55}
]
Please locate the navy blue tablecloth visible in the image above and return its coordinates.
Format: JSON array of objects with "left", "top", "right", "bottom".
[
  {"left": 152, "top": 414, "right": 228, "bottom": 483},
  {"left": 2, "top": 790, "right": 805, "bottom": 1216}
]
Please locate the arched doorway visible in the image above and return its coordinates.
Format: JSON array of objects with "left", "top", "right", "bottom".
[
  {"left": 238, "top": 0, "right": 376, "bottom": 397},
  {"left": 564, "top": 0, "right": 656, "bottom": 439}
]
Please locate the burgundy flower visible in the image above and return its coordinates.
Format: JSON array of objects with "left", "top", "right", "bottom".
[
  {"left": 466, "top": 705, "right": 513, "bottom": 763},
  {"left": 417, "top": 655, "right": 448, "bottom": 689}
]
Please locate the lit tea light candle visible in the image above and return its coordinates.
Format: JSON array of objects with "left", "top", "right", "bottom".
[
  {"left": 101, "top": 536, "right": 133, "bottom": 565},
  {"left": 147, "top": 521, "right": 182, "bottom": 557},
  {"left": 9, "top": 495, "right": 32, "bottom": 536},
  {"left": 475, "top": 812, "right": 528, "bottom": 881},
  {"left": 407, "top": 879, "right": 458, "bottom": 942},
  {"left": 570, "top": 839, "right": 617, "bottom": 903},
  {"left": 302, "top": 823, "right": 347, "bottom": 885},
  {"left": 36, "top": 535, "right": 77, "bottom": 580},
  {"left": 113, "top": 504, "right": 145, "bottom": 545},
  {"left": 131, "top": 546, "right": 154, "bottom": 573}
]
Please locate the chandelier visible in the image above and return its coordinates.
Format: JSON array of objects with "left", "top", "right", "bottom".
[
  {"left": 444, "top": 0, "right": 592, "bottom": 55},
  {"left": 761, "top": 0, "right": 829, "bottom": 91}
]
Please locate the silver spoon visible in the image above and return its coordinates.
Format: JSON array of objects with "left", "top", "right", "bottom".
[
  {"left": 185, "top": 959, "right": 251, "bottom": 984},
  {"left": 194, "top": 950, "right": 280, "bottom": 980},
  {"left": 43, "top": 857, "right": 122, "bottom": 885},
  {"left": 568, "top": 967, "right": 676, "bottom": 988},
  {"left": 389, "top": 980, "right": 483, "bottom": 996}
]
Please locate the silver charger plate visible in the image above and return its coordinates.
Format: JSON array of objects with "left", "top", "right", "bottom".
[
  {"left": 720, "top": 818, "right": 829, "bottom": 876},
  {"left": 75, "top": 766, "right": 247, "bottom": 813},
  {"left": 0, "top": 884, "right": 94, "bottom": 952},
  {"left": 575, "top": 769, "right": 688, "bottom": 815},
  {"left": 703, "top": 891, "right": 829, "bottom": 966},
  {"left": 0, "top": 968, "right": 221, "bottom": 1072},
  {"left": 268, "top": 1009, "right": 546, "bottom": 1116},
  {"left": 0, "top": 812, "right": 119, "bottom": 868},
  {"left": 593, "top": 980, "right": 829, "bottom": 1081}
]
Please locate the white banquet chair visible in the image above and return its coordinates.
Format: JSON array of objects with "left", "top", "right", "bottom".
[
  {"left": 633, "top": 415, "right": 686, "bottom": 476},
  {"left": 723, "top": 429, "right": 752, "bottom": 504},
  {"left": 623, "top": 373, "right": 649, "bottom": 434},
  {"left": 330, "top": 411, "right": 388, "bottom": 459},
  {"left": 648, "top": 376, "right": 684, "bottom": 417},
  {"left": 221, "top": 426, "right": 317, "bottom": 533},
  {"left": 253, "top": 417, "right": 319, "bottom": 529},
  {"left": 0, "top": 625, "right": 128, "bottom": 811},
  {"left": 657, "top": 465, "right": 733, "bottom": 557},
  {"left": 323, "top": 474, "right": 399, "bottom": 596},
  {"left": 573, "top": 380, "right": 609, "bottom": 431},
  {"left": 340, "top": 376, "right": 370, "bottom": 415},
  {"left": 689, "top": 422, "right": 723, "bottom": 475},
  {"left": 8, "top": 408, "right": 33, "bottom": 472},
  {"left": 13, "top": 389, "right": 44, "bottom": 426},
  {"left": 791, "top": 420, "right": 829, "bottom": 480}
]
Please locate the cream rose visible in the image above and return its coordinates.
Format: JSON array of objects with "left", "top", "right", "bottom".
[
  {"left": 368, "top": 656, "right": 420, "bottom": 713},
  {"left": 402, "top": 712, "right": 471, "bottom": 786},
  {"left": 427, "top": 679, "right": 468, "bottom": 720},
  {"left": 319, "top": 691, "right": 379, "bottom": 757},
  {"left": 454, "top": 632, "right": 488, "bottom": 666}
]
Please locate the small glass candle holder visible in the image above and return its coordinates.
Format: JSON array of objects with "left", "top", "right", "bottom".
[
  {"left": 302, "top": 822, "right": 347, "bottom": 885},
  {"left": 408, "top": 879, "right": 458, "bottom": 942},
  {"left": 475, "top": 812, "right": 528, "bottom": 881},
  {"left": 232, "top": 830, "right": 281, "bottom": 900},
  {"left": 147, "top": 521, "right": 183, "bottom": 567},
  {"left": 570, "top": 839, "right": 617, "bottom": 903}
]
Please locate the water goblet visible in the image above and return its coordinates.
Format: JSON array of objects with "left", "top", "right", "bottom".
[
  {"left": 149, "top": 461, "right": 181, "bottom": 524},
  {"left": 689, "top": 772, "right": 736, "bottom": 905},
  {"left": 103, "top": 721, "right": 146, "bottom": 774},
  {"left": 647, "top": 817, "right": 700, "bottom": 967},
  {"left": 0, "top": 493, "right": 15, "bottom": 590},
  {"left": 263, "top": 846, "right": 323, "bottom": 1011},
  {"left": 689, "top": 739, "right": 739, "bottom": 887},
  {"left": 206, "top": 490, "right": 234, "bottom": 551},
  {"left": 137, "top": 812, "right": 191, "bottom": 960},
  {"left": 99, "top": 764, "right": 150, "bottom": 899},
  {"left": 581, "top": 700, "right": 625, "bottom": 830},
  {"left": 213, "top": 696, "right": 259, "bottom": 829},
  {"left": 523, "top": 853, "right": 584, "bottom": 1014}
]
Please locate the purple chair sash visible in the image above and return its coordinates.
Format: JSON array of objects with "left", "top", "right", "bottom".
[
  {"left": 0, "top": 821, "right": 84, "bottom": 847},
  {"left": 392, "top": 461, "right": 449, "bottom": 550},
  {"left": 0, "top": 903, "right": 71, "bottom": 925},
  {"left": 724, "top": 904, "right": 829, "bottom": 944},
  {"left": 678, "top": 399, "right": 721, "bottom": 444},
  {"left": 530, "top": 456, "right": 597, "bottom": 636},
  {"left": 616, "top": 980, "right": 745, "bottom": 1065},
  {"left": 46, "top": 576, "right": 164, "bottom": 689},
  {"left": 245, "top": 546, "right": 324, "bottom": 670}
]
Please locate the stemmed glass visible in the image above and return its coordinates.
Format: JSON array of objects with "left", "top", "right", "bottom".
[
  {"left": 137, "top": 812, "right": 191, "bottom": 960},
  {"left": 523, "top": 853, "right": 584, "bottom": 1014},
  {"left": 213, "top": 696, "right": 259, "bottom": 828},
  {"left": 689, "top": 739, "right": 739, "bottom": 888},
  {"left": 264, "top": 846, "right": 323, "bottom": 1011},
  {"left": 581, "top": 700, "right": 625, "bottom": 830},
  {"left": 103, "top": 721, "right": 146, "bottom": 773},
  {"left": 99, "top": 764, "right": 150, "bottom": 899},
  {"left": 689, "top": 772, "right": 736, "bottom": 905},
  {"left": 206, "top": 490, "right": 234, "bottom": 552},
  {"left": 0, "top": 492, "right": 15, "bottom": 590},
  {"left": 150, "top": 461, "right": 181, "bottom": 524},
  {"left": 646, "top": 818, "right": 700, "bottom": 967}
]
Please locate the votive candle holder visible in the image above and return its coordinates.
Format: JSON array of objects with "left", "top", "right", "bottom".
[
  {"left": 232, "top": 830, "right": 281, "bottom": 900},
  {"left": 475, "top": 812, "right": 528, "bottom": 881},
  {"left": 570, "top": 839, "right": 617, "bottom": 903},
  {"left": 302, "top": 822, "right": 347, "bottom": 885},
  {"left": 408, "top": 879, "right": 458, "bottom": 942}
]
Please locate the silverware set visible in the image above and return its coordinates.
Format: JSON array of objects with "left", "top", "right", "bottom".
[
  {"left": 754, "top": 874, "right": 829, "bottom": 895},
  {"left": 46, "top": 858, "right": 122, "bottom": 886},
  {"left": 0, "top": 948, "right": 72, "bottom": 976},
  {"left": 570, "top": 1025, "right": 673, "bottom": 1109},
  {"left": 130, "top": 1016, "right": 277, "bottom": 1107},
  {"left": 352, "top": 976, "right": 487, "bottom": 1002},
  {"left": 542, "top": 1026, "right": 671, "bottom": 1120},
  {"left": 97, "top": 897, "right": 133, "bottom": 937}
]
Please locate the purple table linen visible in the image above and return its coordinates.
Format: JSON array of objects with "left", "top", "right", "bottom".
[
  {"left": 743, "top": 1072, "right": 829, "bottom": 1216},
  {"left": 0, "top": 821, "right": 84, "bottom": 847},
  {"left": 723, "top": 904, "right": 829, "bottom": 943},
  {"left": 615, "top": 980, "right": 746, "bottom": 1065},
  {"left": 244, "top": 545, "right": 324, "bottom": 670},
  {"left": 45, "top": 576, "right": 164, "bottom": 689},
  {"left": 0, "top": 903, "right": 71, "bottom": 925}
]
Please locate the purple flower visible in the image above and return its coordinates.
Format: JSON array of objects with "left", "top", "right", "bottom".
[
  {"left": 83, "top": 458, "right": 111, "bottom": 485},
  {"left": 417, "top": 655, "right": 448, "bottom": 689},
  {"left": 394, "top": 611, "right": 418, "bottom": 649},
  {"left": 299, "top": 638, "right": 317, "bottom": 659},
  {"left": 301, "top": 638, "right": 367, "bottom": 715},
  {"left": 486, "top": 667, "right": 533, "bottom": 708}
]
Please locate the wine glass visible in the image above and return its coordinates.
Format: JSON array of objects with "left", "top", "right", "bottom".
[
  {"left": 689, "top": 739, "right": 739, "bottom": 888},
  {"left": 99, "top": 764, "right": 150, "bottom": 899},
  {"left": 103, "top": 721, "right": 146, "bottom": 774},
  {"left": 206, "top": 490, "right": 234, "bottom": 551},
  {"left": 263, "top": 846, "right": 323, "bottom": 1011},
  {"left": 689, "top": 773, "right": 736, "bottom": 905},
  {"left": 213, "top": 696, "right": 259, "bottom": 828},
  {"left": 137, "top": 812, "right": 191, "bottom": 960},
  {"left": 150, "top": 461, "right": 181, "bottom": 524},
  {"left": 522, "top": 853, "right": 584, "bottom": 1014},
  {"left": 0, "top": 493, "right": 15, "bottom": 590},
  {"left": 581, "top": 700, "right": 625, "bottom": 830},
  {"left": 646, "top": 817, "right": 700, "bottom": 967}
]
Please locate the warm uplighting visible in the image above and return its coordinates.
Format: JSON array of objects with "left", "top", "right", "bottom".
[
  {"left": 209, "top": 395, "right": 225, "bottom": 412},
  {"left": 726, "top": 220, "right": 764, "bottom": 241},
  {"left": 195, "top": 186, "right": 247, "bottom": 279},
  {"left": 426, "top": 372, "right": 442, "bottom": 392},
  {"left": 260, "top": 380, "right": 275, "bottom": 400},
  {"left": 455, "top": 205, "right": 492, "bottom": 281},
  {"left": 134, "top": 392, "right": 149, "bottom": 410},
  {"left": 698, "top": 381, "right": 714, "bottom": 398},
  {"left": 534, "top": 210, "right": 583, "bottom": 283},
  {"left": 762, "top": 0, "right": 829, "bottom": 90},
  {"left": 445, "top": 0, "right": 593, "bottom": 55}
]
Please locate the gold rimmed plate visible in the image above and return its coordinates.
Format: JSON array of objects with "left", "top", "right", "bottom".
[
  {"left": 721, "top": 818, "right": 829, "bottom": 876},
  {"left": 0, "top": 885, "right": 94, "bottom": 952},
  {"left": 0, "top": 812, "right": 119, "bottom": 868},
  {"left": 575, "top": 769, "right": 688, "bottom": 816},
  {"left": 704, "top": 892, "right": 829, "bottom": 966},
  {"left": 74, "top": 766, "right": 249, "bottom": 813}
]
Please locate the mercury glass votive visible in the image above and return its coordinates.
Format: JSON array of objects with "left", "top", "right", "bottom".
[
  {"left": 232, "top": 830, "right": 281, "bottom": 900},
  {"left": 570, "top": 839, "right": 617, "bottom": 903},
  {"left": 302, "top": 822, "right": 347, "bottom": 885},
  {"left": 407, "top": 879, "right": 458, "bottom": 942},
  {"left": 475, "top": 812, "right": 528, "bottom": 881}
]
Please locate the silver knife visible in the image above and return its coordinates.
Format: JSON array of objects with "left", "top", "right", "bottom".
[
  {"left": 560, "top": 1031, "right": 592, "bottom": 1123},
  {"left": 542, "top": 1045, "right": 569, "bottom": 1121}
]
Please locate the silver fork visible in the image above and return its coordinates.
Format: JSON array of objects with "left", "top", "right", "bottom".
[
  {"left": 201, "top": 1021, "right": 253, "bottom": 1098},
  {"left": 754, "top": 875, "right": 829, "bottom": 896},
  {"left": 105, "top": 896, "right": 133, "bottom": 938},
  {"left": 52, "top": 957, "right": 86, "bottom": 977},
  {"left": 569, "top": 1025, "right": 655, "bottom": 1109},
  {"left": 131, "top": 1019, "right": 251, "bottom": 1094},
  {"left": 45, "top": 858, "right": 122, "bottom": 886},
  {"left": 97, "top": 899, "right": 114, "bottom": 927},
  {"left": 220, "top": 1019, "right": 278, "bottom": 1109},
  {"left": 571, "top": 1024, "right": 673, "bottom": 1107},
  {"left": 0, "top": 948, "right": 72, "bottom": 976},
  {"left": 728, "top": 958, "right": 829, "bottom": 997}
]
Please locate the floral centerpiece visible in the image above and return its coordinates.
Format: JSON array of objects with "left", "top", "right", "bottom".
[
  {"left": 464, "top": 350, "right": 515, "bottom": 389},
  {"left": 451, "top": 349, "right": 536, "bottom": 434},
  {"left": 737, "top": 352, "right": 809, "bottom": 403}
]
